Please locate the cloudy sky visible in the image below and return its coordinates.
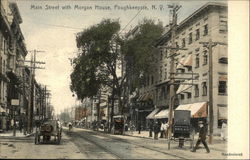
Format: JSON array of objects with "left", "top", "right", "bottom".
[{"left": 16, "top": 0, "right": 217, "bottom": 114}]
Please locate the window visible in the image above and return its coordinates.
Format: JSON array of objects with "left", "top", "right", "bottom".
[
  {"left": 219, "top": 16, "right": 228, "bottom": 33},
  {"left": 187, "top": 93, "right": 191, "bottom": 99},
  {"left": 164, "top": 64, "right": 167, "bottom": 80},
  {"left": 3, "top": 60, "right": 5, "bottom": 73},
  {"left": 159, "top": 67, "right": 163, "bottom": 82},
  {"left": 203, "top": 52, "right": 208, "bottom": 65},
  {"left": 218, "top": 81, "right": 227, "bottom": 95},
  {"left": 180, "top": 94, "right": 184, "bottom": 100},
  {"left": 219, "top": 58, "right": 228, "bottom": 64},
  {"left": 194, "top": 85, "right": 199, "bottom": 97},
  {"left": 175, "top": 42, "right": 179, "bottom": 48},
  {"left": 203, "top": 24, "right": 208, "bottom": 36},
  {"left": 151, "top": 76, "right": 154, "bottom": 85},
  {"left": 195, "top": 55, "right": 200, "bottom": 68},
  {"left": 195, "top": 29, "right": 200, "bottom": 40},
  {"left": 182, "top": 38, "right": 186, "bottom": 48},
  {"left": 188, "top": 32, "right": 193, "bottom": 44},
  {"left": 160, "top": 50, "right": 163, "bottom": 60},
  {"left": 202, "top": 82, "right": 207, "bottom": 96}
]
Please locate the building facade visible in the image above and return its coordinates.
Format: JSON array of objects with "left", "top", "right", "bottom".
[{"left": 125, "top": 2, "right": 227, "bottom": 133}]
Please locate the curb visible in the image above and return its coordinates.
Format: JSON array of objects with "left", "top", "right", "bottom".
[
  {"left": 123, "top": 133, "right": 153, "bottom": 140},
  {"left": 25, "top": 133, "right": 35, "bottom": 137}
]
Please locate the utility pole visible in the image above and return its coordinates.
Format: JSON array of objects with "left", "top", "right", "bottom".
[
  {"left": 167, "top": 4, "right": 181, "bottom": 142},
  {"left": 25, "top": 50, "right": 45, "bottom": 133},
  {"left": 200, "top": 40, "right": 227, "bottom": 144}
]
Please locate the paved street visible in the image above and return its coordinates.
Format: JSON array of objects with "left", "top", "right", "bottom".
[{"left": 0, "top": 128, "right": 227, "bottom": 159}]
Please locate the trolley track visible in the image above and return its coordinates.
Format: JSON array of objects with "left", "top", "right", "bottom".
[
  {"left": 65, "top": 130, "right": 121, "bottom": 159},
  {"left": 65, "top": 128, "right": 188, "bottom": 159}
]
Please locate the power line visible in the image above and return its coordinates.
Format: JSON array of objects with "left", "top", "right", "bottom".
[
  {"left": 119, "top": 9, "right": 142, "bottom": 34},
  {"left": 25, "top": 19, "right": 82, "bottom": 30}
]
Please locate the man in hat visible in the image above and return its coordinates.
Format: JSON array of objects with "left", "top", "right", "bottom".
[{"left": 192, "top": 121, "right": 210, "bottom": 153}]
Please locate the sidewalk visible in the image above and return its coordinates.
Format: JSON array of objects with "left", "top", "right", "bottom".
[
  {"left": 124, "top": 130, "right": 227, "bottom": 152},
  {"left": 0, "top": 130, "right": 34, "bottom": 138}
]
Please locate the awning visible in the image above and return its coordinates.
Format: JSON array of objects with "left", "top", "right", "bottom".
[
  {"left": 0, "top": 107, "right": 6, "bottom": 113},
  {"left": 176, "top": 80, "right": 193, "bottom": 94},
  {"left": 218, "top": 107, "right": 227, "bottom": 120},
  {"left": 154, "top": 109, "right": 171, "bottom": 119},
  {"left": 146, "top": 108, "right": 160, "bottom": 119},
  {"left": 100, "top": 102, "right": 107, "bottom": 107},
  {"left": 219, "top": 75, "right": 227, "bottom": 81},
  {"left": 183, "top": 54, "right": 192, "bottom": 67},
  {"left": 175, "top": 102, "right": 207, "bottom": 118},
  {"left": 176, "top": 57, "right": 186, "bottom": 69},
  {"left": 138, "top": 94, "right": 146, "bottom": 101},
  {"left": 142, "top": 93, "right": 149, "bottom": 101}
]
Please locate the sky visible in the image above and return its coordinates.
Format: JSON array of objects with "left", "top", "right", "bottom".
[{"left": 15, "top": 0, "right": 218, "bottom": 114}]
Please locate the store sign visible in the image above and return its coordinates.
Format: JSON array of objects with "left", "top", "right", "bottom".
[{"left": 11, "top": 99, "right": 19, "bottom": 106}]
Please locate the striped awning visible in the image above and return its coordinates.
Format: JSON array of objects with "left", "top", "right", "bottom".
[
  {"left": 175, "top": 102, "right": 207, "bottom": 118},
  {"left": 176, "top": 80, "right": 193, "bottom": 94},
  {"left": 183, "top": 54, "right": 192, "bottom": 67}
]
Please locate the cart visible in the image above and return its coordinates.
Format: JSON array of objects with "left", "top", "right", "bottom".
[
  {"left": 35, "top": 120, "right": 62, "bottom": 145},
  {"left": 112, "top": 115, "right": 124, "bottom": 135},
  {"left": 168, "top": 110, "right": 194, "bottom": 150}
]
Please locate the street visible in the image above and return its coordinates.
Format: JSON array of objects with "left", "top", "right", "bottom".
[{"left": 0, "top": 128, "right": 227, "bottom": 159}]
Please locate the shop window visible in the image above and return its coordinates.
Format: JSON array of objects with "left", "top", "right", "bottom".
[
  {"left": 202, "top": 82, "right": 207, "bottom": 96},
  {"left": 182, "top": 38, "right": 186, "bottom": 48},
  {"left": 218, "top": 81, "right": 227, "bottom": 95},
  {"left": 194, "top": 85, "right": 199, "bottom": 97},
  {"left": 203, "top": 24, "right": 208, "bottom": 36},
  {"left": 195, "top": 55, "right": 200, "bottom": 68},
  {"left": 188, "top": 32, "right": 193, "bottom": 44},
  {"left": 195, "top": 29, "right": 200, "bottom": 40},
  {"left": 187, "top": 93, "right": 191, "bottom": 99}
]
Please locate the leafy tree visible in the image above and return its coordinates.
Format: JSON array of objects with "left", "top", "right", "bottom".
[
  {"left": 121, "top": 19, "right": 163, "bottom": 92},
  {"left": 70, "top": 19, "right": 124, "bottom": 106}
]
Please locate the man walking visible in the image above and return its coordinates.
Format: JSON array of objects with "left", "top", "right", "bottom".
[{"left": 192, "top": 121, "right": 210, "bottom": 153}]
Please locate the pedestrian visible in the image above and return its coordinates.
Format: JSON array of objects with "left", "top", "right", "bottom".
[
  {"left": 191, "top": 121, "right": 210, "bottom": 153},
  {"left": 153, "top": 120, "right": 160, "bottom": 140},
  {"left": 138, "top": 121, "right": 141, "bottom": 134},
  {"left": 160, "top": 121, "right": 164, "bottom": 138},
  {"left": 19, "top": 120, "right": 23, "bottom": 133},
  {"left": 165, "top": 121, "right": 169, "bottom": 139},
  {"left": 149, "top": 120, "right": 153, "bottom": 137},
  {"left": 11, "top": 119, "right": 14, "bottom": 130},
  {"left": 221, "top": 120, "right": 227, "bottom": 141}
]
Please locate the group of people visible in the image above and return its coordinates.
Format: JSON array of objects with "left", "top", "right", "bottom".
[{"left": 147, "top": 120, "right": 169, "bottom": 140}]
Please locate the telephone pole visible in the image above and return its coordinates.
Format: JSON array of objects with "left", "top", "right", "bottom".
[
  {"left": 26, "top": 50, "right": 45, "bottom": 133},
  {"left": 200, "top": 39, "right": 227, "bottom": 144},
  {"left": 167, "top": 4, "right": 181, "bottom": 142}
]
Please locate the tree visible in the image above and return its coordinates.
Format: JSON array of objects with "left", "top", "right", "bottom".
[
  {"left": 70, "top": 19, "right": 122, "bottom": 100},
  {"left": 121, "top": 19, "right": 164, "bottom": 92}
]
